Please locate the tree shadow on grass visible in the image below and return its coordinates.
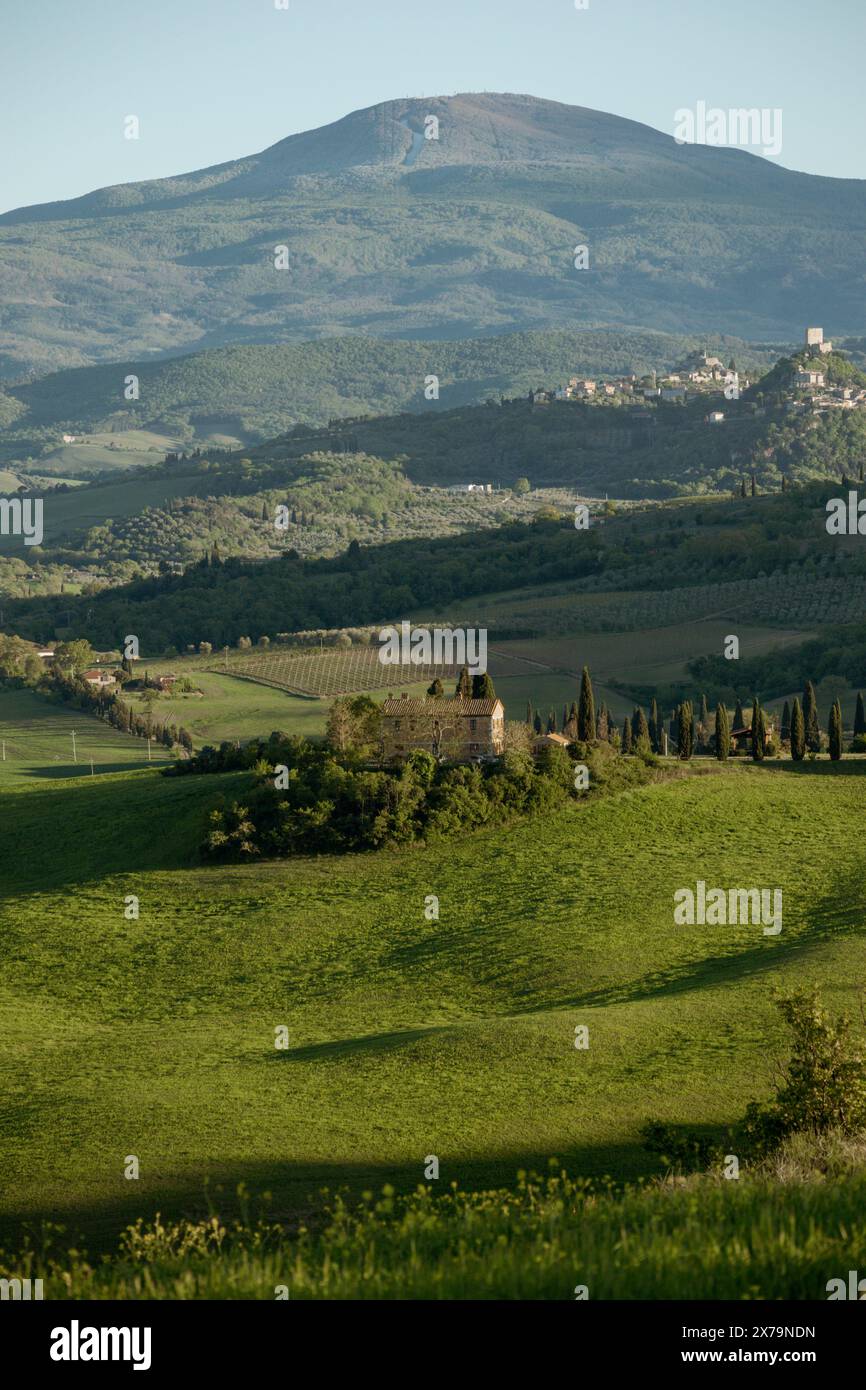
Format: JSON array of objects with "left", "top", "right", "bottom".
[
  {"left": 0, "top": 1135, "right": 693, "bottom": 1258},
  {"left": 525, "top": 860, "right": 866, "bottom": 1017}
]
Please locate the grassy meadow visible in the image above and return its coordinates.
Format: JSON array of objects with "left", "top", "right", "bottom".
[
  {"left": 0, "top": 687, "right": 172, "bottom": 783},
  {"left": 2, "top": 746, "right": 866, "bottom": 1277}
]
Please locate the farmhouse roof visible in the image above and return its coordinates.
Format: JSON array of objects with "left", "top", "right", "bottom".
[{"left": 382, "top": 696, "right": 503, "bottom": 716}]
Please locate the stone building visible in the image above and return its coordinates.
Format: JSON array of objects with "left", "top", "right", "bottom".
[{"left": 381, "top": 694, "right": 505, "bottom": 762}]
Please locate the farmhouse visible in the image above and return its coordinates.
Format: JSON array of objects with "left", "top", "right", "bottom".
[
  {"left": 729, "top": 722, "right": 772, "bottom": 754},
  {"left": 532, "top": 731, "right": 571, "bottom": 752},
  {"left": 382, "top": 694, "right": 505, "bottom": 762},
  {"left": 81, "top": 668, "right": 116, "bottom": 688}
]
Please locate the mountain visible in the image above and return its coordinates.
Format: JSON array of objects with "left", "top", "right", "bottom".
[{"left": 1, "top": 92, "right": 865, "bottom": 376}]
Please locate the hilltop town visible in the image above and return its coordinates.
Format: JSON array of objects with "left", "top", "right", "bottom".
[{"left": 528, "top": 327, "right": 866, "bottom": 424}]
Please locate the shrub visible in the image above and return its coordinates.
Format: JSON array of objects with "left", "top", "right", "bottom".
[{"left": 740, "top": 990, "right": 866, "bottom": 1159}]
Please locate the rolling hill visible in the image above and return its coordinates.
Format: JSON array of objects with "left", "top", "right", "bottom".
[
  {"left": 1, "top": 93, "right": 865, "bottom": 376},
  {"left": 0, "top": 327, "right": 778, "bottom": 464},
  {"left": 2, "top": 746, "right": 866, "bottom": 1273}
]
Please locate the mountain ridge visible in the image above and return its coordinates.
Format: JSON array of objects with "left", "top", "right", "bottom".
[{"left": 1, "top": 93, "right": 864, "bottom": 376}]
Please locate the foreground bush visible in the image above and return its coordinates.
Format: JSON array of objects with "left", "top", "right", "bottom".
[{"left": 7, "top": 1150, "right": 866, "bottom": 1300}]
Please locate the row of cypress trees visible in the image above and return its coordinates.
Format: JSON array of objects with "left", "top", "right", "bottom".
[{"left": 525, "top": 667, "right": 864, "bottom": 764}]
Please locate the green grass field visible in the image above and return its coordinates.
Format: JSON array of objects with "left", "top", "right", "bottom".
[
  {"left": 2, "top": 749, "right": 865, "bottom": 1260},
  {"left": 0, "top": 688, "right": 172, "bottom": 783}
]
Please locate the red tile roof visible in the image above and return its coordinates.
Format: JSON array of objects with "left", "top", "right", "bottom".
[{"left": 382, "top": 697, "right": 503, "bottom": 716}]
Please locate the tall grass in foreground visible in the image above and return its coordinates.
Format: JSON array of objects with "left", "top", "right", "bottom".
[{"left": 7, "top": 1137, "right": 866, "bottom": 1300}]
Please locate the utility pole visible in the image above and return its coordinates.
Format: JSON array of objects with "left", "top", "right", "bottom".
[
  {"left": 224, "top": 645, "right": 229, "bottom": 671},
  {"left": 90, "top": 758, "right": 94, "bottom": 776},
  {"left": 71, "top": 730, "right": 77, "bottom": 763},
  {"left": 147, "top": 737, "right": 152, "bottom": 762}
]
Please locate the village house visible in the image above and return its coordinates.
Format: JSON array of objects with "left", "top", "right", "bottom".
[
  {"left": 532, "top": 731, "right": 571, "bottom": 753},
  {"left": 794, "top": 368, "right": 825, "bottom": 388},
  {"left": 81, "top": 668, "right": 117, "bottom": 689},
  {"left": 381, "top": 694, "right": 505, "bottom": 763}
]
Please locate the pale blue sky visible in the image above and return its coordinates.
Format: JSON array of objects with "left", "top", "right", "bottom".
[{"left": 1, "top": 0, "right": 863, "bottom": 213}]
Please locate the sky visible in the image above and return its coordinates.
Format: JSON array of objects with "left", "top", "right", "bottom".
[{"left": 1, "top": 0, "right": 864, "bottom": 214}]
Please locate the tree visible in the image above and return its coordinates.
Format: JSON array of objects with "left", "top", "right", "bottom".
[
  {"left": 741, "top": 990, "right": 866, "bottom": 1158},
  {"left": 199, "top": 641, "right": 213, "bottom": 656},
  {"left": 471, "top": 672, "right": 496, "bottom": 700},
  {"left": 513, "top": 477, "right": 531, "bottom": 495},
  {"left": 790, "top": 697, "right": 805, "bottom": 762},
  {"left": 715, "top": 702, "right": 729, "bottom": 761},
  {"left": 677, "top": 701, "right": 693, "bottom": 760},
  {"left": 780, "top": 700, "right": 791, "bottom": 743},
  {"left": 803, "top": 681, "right": 820, "bottom": 752},
  {"left": 595, "top": 703, "right": 608, "bottom": 743},
  {"left": 455, "top": 666, "right": 472, "bottom": 699},
  {"left": 428, "top": 678, "right": 444, "bottom": 699},
  {"left": 547, "top": 709, "right": 556, "bottom": 733},
  {"left": 621, "top": 716, "right": 633, "bottom": 754},
  {"left": 829, "top": 699, "right": 843, "bottom": 761},
  {"left": 649, "top": 697, "right": 660, "bottom": 753},
  {"left": 734, "top": 697, "right": 744, "bottom": 730},
  {"left": 577, "top": 666, "right": 595, "bottom": 742},
  {"left": 632, "top": 706, "right": 649, "bottom": 745},
  {"left": 855, "top": 691, "right": 866, "bottom": 736},
  {"left": 533, "top": 712, "right": 543, "bottom": 734},
  {"left": 54, "top": 639, "right": 94, "bottom": 675},
  {"left": 750, "top": 696, "right": 766, "bottom": 761}
]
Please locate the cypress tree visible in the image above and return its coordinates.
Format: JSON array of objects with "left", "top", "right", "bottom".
[
  {"left": 621, "top": 716, "right": 632, "bottom": 753},
  {"left": 803, "top": 680, "right": 820, "bottom": 752},
  {"left": 577, "top": 666, "right": 595, "bottom": 742},
  {"left": 533, "top": 712, "right": 543, "bottom": 735},
  {"left": 427, "top": 678, "right": 444, "bottom": 698},
  {"left": 699, "top": 693, "right": 709, "bottom": 728},
  {"left": 677, "top": 701, "right": 694, "bottom": 760},
  {"left": 455, "top": 666, "right": 472, "bottom": 699},
  {"left": 734, "top": 697, "right": 744, "bottom": 730},
  {"left": 829, "top": 699, "right": 843, "bottom": 761},
  {"left": 632, "top": 706, "right": 649, "bottom": 745},
  {"left": 790, "top": 697, "right": 805, "bottom": 761},
  {"left": 547, "top": 709, "right": 556, "bottom": 733},
  {"left": 471, "top": 672, "right": 496, "bottom": 700},
  {"left": 751, "top": 696, "right": 765, "bottom": 761},
  {"left": 715, "top": 702, "right": 729, "bottom": 761},
  {"left": 595, "top": 704, "right": 609, "bottom": 742},
  {"left": 855, "top": 691, "right": 866, "bottom": 736},
  {"left": 781, "top": 700, "right": 791, "bottom": 742},
  {"left": 649, "top": 697, "right": 660, "bottom": 752}
]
